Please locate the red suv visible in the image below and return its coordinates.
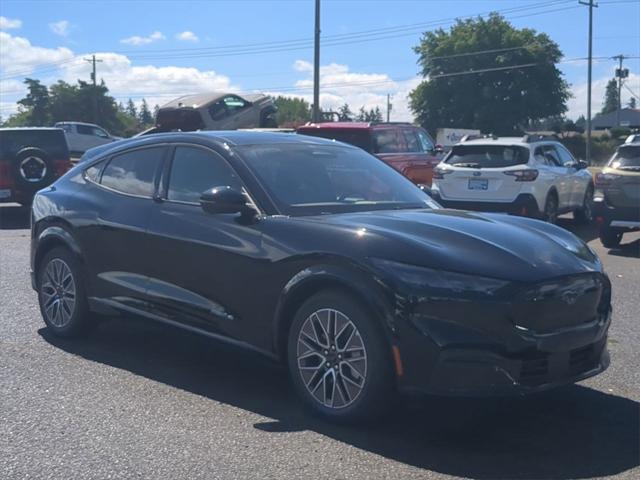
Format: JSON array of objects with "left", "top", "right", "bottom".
[{"left": 297, "top": 122, "right": 441, "bottom": 186}]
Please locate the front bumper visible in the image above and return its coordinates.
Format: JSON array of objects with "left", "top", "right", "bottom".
[
  {"left": 393, "top": 273, "right": 612, "bottom": 396},
  {"left": 430, "top": 192, "right": 542, "bottom": 218}
]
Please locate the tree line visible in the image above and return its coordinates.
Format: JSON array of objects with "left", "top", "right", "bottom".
[
  {"left": 1, "top": 78, "right": 159, "bottom": 137},
  {"left": 273, "top": 96, "right": 384, "bottom": 126}
]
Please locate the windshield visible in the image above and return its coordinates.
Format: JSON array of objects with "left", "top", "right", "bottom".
[
  {"left": 444, "top": 144, "right": 529, "bottom": 168},
  {"left": 237, "top": 143, "right": 437, "bottom": 215},
  {"left": 610, "top": 145, "right": 640, "bottom": 168}
]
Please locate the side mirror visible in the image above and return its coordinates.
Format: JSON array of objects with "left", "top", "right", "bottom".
[
  {"left": 434, "top": 144, "right": 444, "bottom": 154},
  {"left": 577, "top": 160, "right": 588, "bottom": 170},
  {"left": 200, "top": 186, "right": 249, "bottom": 215}
]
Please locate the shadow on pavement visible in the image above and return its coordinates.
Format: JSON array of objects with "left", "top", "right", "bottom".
[
  {"left": 0, "top": 204, "right": 30, "bottom": 230},
  {"left": 607, "top": 238, "right": 640, "bottom": 258},
  {"left": 40, "top": 318, "right": 639, "bottom": 480}
]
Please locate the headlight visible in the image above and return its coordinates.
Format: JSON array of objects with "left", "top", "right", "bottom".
[{"left": 371, "top": 258, "right": 509, "bottom": 296}]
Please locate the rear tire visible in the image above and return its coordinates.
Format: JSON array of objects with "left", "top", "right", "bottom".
[
  {"left": 574, "top": 185, "right": 594, "bottom": 225},
  {"left": 287, "top": 290, "right": 394, "bottom": 423},
  {"left": 544, "top": 193, "right": 559, "bottom": 224},
  {"left": 37, "top": 247, "right": 93, "bottom": 337},
  {"left": 599, "top": 227, "right": 623, "bottom": 249}
]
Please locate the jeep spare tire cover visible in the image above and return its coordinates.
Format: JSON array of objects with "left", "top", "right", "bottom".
[{"left": 13, "top": 147, "right": 54, "bottom": 189}]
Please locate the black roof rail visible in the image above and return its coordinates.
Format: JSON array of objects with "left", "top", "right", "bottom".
[{"left": 523, "top": 133, "right": 560, "bottom": 143}]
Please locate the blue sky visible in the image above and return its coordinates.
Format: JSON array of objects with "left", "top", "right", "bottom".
[{"left": 1, "top": 0, "right": 639, "bottom": 122}]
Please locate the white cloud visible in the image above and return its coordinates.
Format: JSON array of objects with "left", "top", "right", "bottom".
[
  {"left": 0, "top": 16, "right": 22, "bottom": 30},
  {"left": 0, "top": 32, "right": 74, "bottom": 75},
  {"left": 279, "top": 60, "right": 418, "bottom": 122},
  {"left": 120, "top": 31, "right": 165, "bottom": 46},
  {"left": 49, "top": 20, "right": 70, "bottom": 37},
  {"left": 567, "top": 72, "right": 640, "bottom": 119},
  {"left": 176, "top": 31, "right": 198, "bottom": 42}
]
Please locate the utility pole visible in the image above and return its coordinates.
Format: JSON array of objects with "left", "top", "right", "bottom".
[
  {"left": 386, "top": 94, "right": 392, "bottom": 122},
  {"left": 84, "top": 54, "right": 103, "bottom": 123},
  {"left": 312, "top": 0, "right": 321, "bottom": 122},
  {"left": 579, "top": 0, "right": 597, "bottom": 164},
  {"left": 613, "top": 54, "right": 629, "bottom": 127}
]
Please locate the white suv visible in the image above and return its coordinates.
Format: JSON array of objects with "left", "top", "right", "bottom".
[{"left": 430, "top": 135, "right": 594, "bottom": 223}]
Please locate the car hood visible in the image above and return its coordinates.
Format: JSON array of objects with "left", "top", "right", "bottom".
[{"left": 299, "top": 209, "right": 601, "bottom": 282}]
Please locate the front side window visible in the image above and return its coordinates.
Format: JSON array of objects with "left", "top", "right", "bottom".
[
  {"left": 238, "top": 144, "right": 436, "bottom": 215},
  {"left": 76, "top": 125, "right": 93, "bottom": 135},
  {"left": 555, "top": 145, "right": 576, "bottom": 166},
  {"left": 223, "top": 95, "right": 248, "bottom": 113},
  {"left": 100, "top": 147, "right": 164, "bottom": 197},
  {"left": 93, "top": 127, "right": 109, "bottom": 138},
  {"left": 167, "top": 146, "right": 243, "bottom": 203},
  {"left": 416, "top": 130, "right": 435, "bottom": 152},
  {"left": 542, "top": 145, "right": 562, "bottom": 167}
]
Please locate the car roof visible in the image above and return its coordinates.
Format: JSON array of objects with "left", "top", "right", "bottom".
[
  {"left": 459, "top": 136, "right": 561, "bottom": 147},
  {"left": 298, "top": 122, "right": 414, "bottom": 131},
  {"left": 0, "top": 127, "right": 64, "bottom": 132},
  {"left": 55, "top": 121, "right": 101, "bottom": 127},
  {"left": 160, "top": 92, "right": 256, "bottom": 109},
  {"left": 81, "top": 131, "right": 354, "bottom": 161}
]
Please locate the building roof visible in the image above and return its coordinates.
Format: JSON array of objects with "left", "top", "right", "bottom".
[{"left": 592, "top": 108, "right": 640, "bottom": 129}]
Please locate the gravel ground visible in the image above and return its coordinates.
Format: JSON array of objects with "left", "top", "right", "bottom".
[{"left": 1, "top": 204, "right": 638, "bottom": 480}]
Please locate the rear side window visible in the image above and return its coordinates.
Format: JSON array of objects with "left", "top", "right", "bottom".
[
  {"left": 402, "top": 130, "right": 420, "bottom": 152},
  {"left": 100, "top": 147, "right": 164, "bottom": 197},
  {"left": 0, "top": 130, "right": 69, "bottom": 160},
  {"left": 297, "top": 129, "right": 372, "bottom": 151},
  {"left": 372, "top": 130, "right": 402, "bottom": 154},
  {"left": 167, "top": 146, "right": 242, "bottom": 203},
  {"left": 445, "top": 145, "right": 529, "bottom": 168}
]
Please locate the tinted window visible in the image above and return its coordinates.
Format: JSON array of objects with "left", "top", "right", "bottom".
[
  {"left": 100, "top": 147, "right": 163, "bottom": 197},
  {"left": 445, "top": 145, "right": 529, "bottom": 168},
  {"left": 372, "top": 130, "right": 402, "bottom": 153},
  {"left": 77, "top": 125, "right": 109, "bottom": 137},
  {"left": 0, "top": 129, "right": 69, "bottom": 159},
  {"left": 297, "top": 129, "right": 372, "bottom": 151},
  {"left": 542, "top": 145, "right": 562, "bottom": 167},
  {"left": 238, "top": 144, "right": 436, "bottom": 216},
  {"left": 555, "top": 145, "right": 575, "bottom": 166},
  {"left": 168, "top": 147, "right": 242, "bottom": 203},
  {"left": 402, "top": 130, "right": 420, "bottom": 152},
  {"left": 611, "top": 145, "right": 640, "bottom": 168}
]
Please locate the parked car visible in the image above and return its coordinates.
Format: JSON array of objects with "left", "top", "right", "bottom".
[
  {"left": 593, "top": 141, "right": 640, "bottom": 247},
  {"left": 297, "top": 122, "right": 441, "bottom": 186},
  {"left": 55, "top": 122, "right": 121, "bottom": 155},
  {"left": 143, "top": 92, "right": 278, "bottom": 134},
  {"left": 31, "top": 131, "right": 611, "bottom": 421},
  {"left": 430, "top": 135, "right": 594, "bottom": 224},
  {"left": 0, "top": 127, "right": 72, "bottom": 206}
]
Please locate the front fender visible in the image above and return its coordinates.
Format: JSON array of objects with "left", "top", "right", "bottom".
[{"left": 272, "top": 262, "right": 398, "bottom": 358}]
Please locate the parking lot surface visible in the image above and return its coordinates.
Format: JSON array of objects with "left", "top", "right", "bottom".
[{"left": 1, "top": 204, "right": 638, "bottom": 480}]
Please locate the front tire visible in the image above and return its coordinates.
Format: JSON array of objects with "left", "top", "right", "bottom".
[
  {"left": 287, "top": 290, "right": 394, "bottom": 422},
  {"left": 544, "top": 193, "right": 559, "bottom": 224},
  {"left": 599, "top": 227, "right": 623, "bottom": 249},
  {"left": 37, "top": 247, "right": 93, "bottom": 337}
]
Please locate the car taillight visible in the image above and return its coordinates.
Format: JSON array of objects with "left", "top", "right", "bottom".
[
  {"left": 53, "top": 160, "right": 73, "bottom": 178},
  {"left": 0, "top": 161, "right": 13, "bottom": 189},
  {"left": 432, "top": 166, "right": 452, "bottom": 180},
  {"left": 503, "top": 169, "right": 538, "bottom": 182},
  {"left": 594, "top": 172, "right": 619, "bottom": 187}
]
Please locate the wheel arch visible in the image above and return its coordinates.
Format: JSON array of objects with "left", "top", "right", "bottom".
[
  {"left": 272, "top": 264, "right": 396, "bottom": 362},
  {"left": 33, "top": 223, "right": 84, "bottom": 282}
]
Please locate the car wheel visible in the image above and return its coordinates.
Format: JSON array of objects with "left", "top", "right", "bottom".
[
  {"left": 13, "top": 147, "right": 54, "bottom": 190},
  {"left": 544, "top": 193, "right": 559, "bottom": 224},
  {"left": 574, "top": 186, "right": 594, "bottom": 224},
  {"left": 287, "top": 290, "right": 394, "bottom": 422},
  {"left": 599, "top": 227, "right": 623, "bottom": 249},
  {"left": 37, "top": 247, "right": 93, "bottom": 337}
]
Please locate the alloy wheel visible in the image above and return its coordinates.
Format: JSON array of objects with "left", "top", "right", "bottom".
[
  {"left": 296, "top": 308, "right": 368, "bottom": 409},
  {"left": 40, "top": 258, "right": 77, "bottom": 327}
]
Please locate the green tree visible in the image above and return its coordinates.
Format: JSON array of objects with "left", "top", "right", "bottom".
[
  {"left": 337, "top": 103, "right": 354, "bottom": 121},
  {"left": 628, "top": 97, "right": 637, "bottom": 109},
  {"left": 126, "top": 98, "right": 137, "bottom": 119},
  {"left": 356, "top": 106, "right": 383, "bottom": 122},
  {"left": 601, "top": 79, "right": 619, "bottom": 114},
  {"left": 18, "top": 78, "right": 51, "bottom": 126},
  {"left": 409, "top": 13, "right": 569, "bottom": 135},
  {"left": 138, "top": 99, "right": 153, "bottom": 125},
  {"left": 272, "top": 96, "right": 311, "bottom": 126}
]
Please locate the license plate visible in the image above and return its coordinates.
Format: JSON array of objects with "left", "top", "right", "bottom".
[
  {"left": 0, "top": 189, "right": 12, "bottom": 199},
  {"left": 468, "top": 179, "right": 488, "bottom": 190}
]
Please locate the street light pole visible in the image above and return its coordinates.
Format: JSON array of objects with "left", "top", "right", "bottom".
[
  {"left": 312, "top": 0, "right": 321, "bottom": 122},
  {"left": 579, "top": 0, "right": 597, "bottom": 164}
]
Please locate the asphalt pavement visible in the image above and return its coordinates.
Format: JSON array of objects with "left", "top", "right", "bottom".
[{"left": 1, "top": 204, "right": 638, "bottom": 480}]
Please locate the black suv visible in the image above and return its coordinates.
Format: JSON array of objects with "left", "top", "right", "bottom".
[{"left": 0, "top": 128, "right": 72, "bottom": 206}]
